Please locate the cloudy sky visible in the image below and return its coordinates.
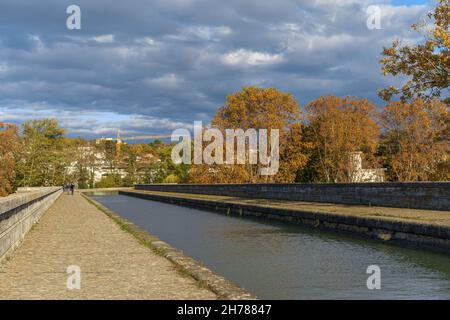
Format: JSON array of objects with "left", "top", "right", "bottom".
[{"left": 0, "top": 0, "right": 432, "bottom": 138}]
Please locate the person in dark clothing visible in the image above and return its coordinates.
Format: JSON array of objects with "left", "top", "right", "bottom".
[{"left": 70, "top": 183, "right": 75, "bottom": 195}]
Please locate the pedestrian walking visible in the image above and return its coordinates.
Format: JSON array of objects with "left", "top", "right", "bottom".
[{"left": 70, "top": 183, "right": 75, "bottom": 195}]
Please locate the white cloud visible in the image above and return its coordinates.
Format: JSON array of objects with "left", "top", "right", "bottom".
[
  {"left": 135, "top": 37, "right": 158, "bottom": 46},
  {"left": 0, "top": 103, "right": 190, "bottom": 137},
  {"left": 184, "top": 26, "right": 232, "bottom": 40},
  {"left": 91, "top": 34, "right": 115, "bottom": 43},
  {"left": 222, "top": 49, "right": 283, "bottom": 66},
  {"left": 164, "top": 25, "right": 232, "bottom": 42},
  {"left": 313, "top": 0, "right": 366, "bottom": 6}
]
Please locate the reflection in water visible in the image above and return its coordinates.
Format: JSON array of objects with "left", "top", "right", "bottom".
[{"left": 92, "top": 194, "right": 450, "bottom": 299}]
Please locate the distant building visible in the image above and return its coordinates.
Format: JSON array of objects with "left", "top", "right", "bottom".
[
  {"left": 95, "top": 137, "right": 113, "bottom": 144},
  {"left": 66, "top": 145, "right": 123, "bottom": 184},
  {"left": 67, "top": 142, "right": 156, "bottom": 185},
  {"left": 95, "top": 129, "right": 127, "bottom": 145},
  {"left": 348, "top": 151, "right": 385, "bottom": 183}
]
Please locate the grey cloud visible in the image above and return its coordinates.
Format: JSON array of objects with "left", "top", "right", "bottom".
[{"left": 0, "top": 0, "right": 431, "bottom": 137}]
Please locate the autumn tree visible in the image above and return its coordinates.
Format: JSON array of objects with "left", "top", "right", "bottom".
[
  {"left": 277, "top": 123, "right": 311, "bottom": 182},
  {"left": 0, "top": 122, "right": 18, "bottom": 196},
  {"left": 120, "top": 143, "right": 142, "bottom": 186},
  {"left": 96, "top": 139, "right": 118, "bottom": 172},
  {"left": 65, "top": 138, "right": 98, "bottom": 188},
  {"left": 15, "top": 119, "right": 66, "bottom": 187},
  {"left": 303, "top": 95, "right": 380, "bottom": 183},
  {"left": 378, "top": 98, "right": 449, "bottom": 181},
  {"left": 189, "top": 86, "right": 307, "bottom": 183},
  {"left": 379, "top": 0, "right": 449, "bottom": 102}
]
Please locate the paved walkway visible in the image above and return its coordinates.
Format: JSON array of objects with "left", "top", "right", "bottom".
[{"left": 0, "top": 193, "right": 216, "bottom": 300}]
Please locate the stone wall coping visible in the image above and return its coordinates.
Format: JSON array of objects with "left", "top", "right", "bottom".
[
  {"left": 0, "top": 187, "right": 62, "bottom": 217},
  {"left": 136, "top": 182, "right": 450, "bottom": 189},
  {"left": 135, "top": 182, "right": 450, "bottom": 211}
]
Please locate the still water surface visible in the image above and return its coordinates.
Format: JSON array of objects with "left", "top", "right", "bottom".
[{"left": 91, "top": 194, "right": 450, "bottom": 299}]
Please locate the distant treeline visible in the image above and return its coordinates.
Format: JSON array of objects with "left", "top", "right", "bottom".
[{"left": 0, "top": 90, "right": 448, "bottom": 196}]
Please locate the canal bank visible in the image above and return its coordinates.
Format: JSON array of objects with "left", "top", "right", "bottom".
[
  {"left": 82, "top": 193, "right": 256, "bottom": 300},
  {"left": 119, "top": 190, "right": 450, "bottom": 253},
  {"left": 91, "top": 193, "right": 450, "bottom": 299}
]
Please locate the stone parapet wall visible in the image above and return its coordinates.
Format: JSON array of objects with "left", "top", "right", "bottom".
[
  {"left": 135, "top": 182, "right": 450, "bottom": 211},
  {"left": 0, "top": 187, "right": 62, "bottom": 261}
]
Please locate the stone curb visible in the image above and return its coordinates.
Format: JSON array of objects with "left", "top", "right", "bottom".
[{"left": 81, "top": 193, "right": 257, "bottom": 300}]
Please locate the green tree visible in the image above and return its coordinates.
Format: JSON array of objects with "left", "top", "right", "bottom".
[
  {"left": 15, "top": 119, "right": 66, "bottom": 187},
  {"left": 163, "top": 174, "right": 180, "bottom": 183},
  {"left": 96, "top": 174, "right": 123, "bottom": 188},
  {"left": 120, "top": 143, "right": 155, "bottom": 186},
  {"left": 145, "top": 140, "right": 189, "bottom": 183}
]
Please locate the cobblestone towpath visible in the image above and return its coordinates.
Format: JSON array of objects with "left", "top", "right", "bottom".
[{"left": 0, "top": 193, "right": 217, "bottom": 300}]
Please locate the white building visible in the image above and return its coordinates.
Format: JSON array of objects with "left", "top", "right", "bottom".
[
  {"left": 66, "top": 141, "right": 159, "bottom": 186},
  {"left": 66, "top": 145, "right": 125, "bottom": 184},
  {"left": 348, "top": 151, "right": 385, "bottom": 183}
]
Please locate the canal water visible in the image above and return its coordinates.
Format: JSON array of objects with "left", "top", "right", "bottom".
[{"left": 91, "top": 194, "right": 450, "bottom": 299}]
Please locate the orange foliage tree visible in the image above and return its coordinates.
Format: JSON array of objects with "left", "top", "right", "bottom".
[
  {"left": 379, "top": 98, "right": 449, "bottom": 181},
  {"left": 304, "top": 95, "right": 380, "bottom": 182},
  {"left": 189, "top": 87, "right": 308, "bottom": 183},
  {"left": 379, "top": 0, "right": 449, "bottom": 102},
  {"left": 0, "top": 122, "right": 18, "bottom": 196}
]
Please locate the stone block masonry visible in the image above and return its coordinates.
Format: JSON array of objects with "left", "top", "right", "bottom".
[
  {"left": 121, "top": 190, "right": 450, "bottom": 253},
  {"left": 0, "top": 187, "right": 62, "bottom": 262},
  {"left": 135, "top": 182, "right": 450, "bottom": 211}
]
